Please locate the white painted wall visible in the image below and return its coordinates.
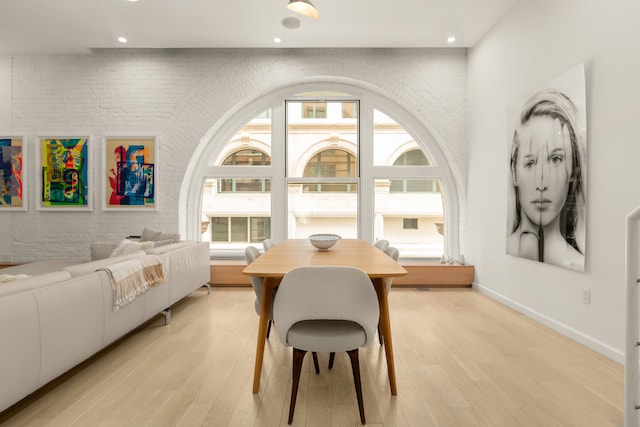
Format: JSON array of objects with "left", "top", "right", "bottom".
[
  {"left": 0, "top": 56, "right": 10, "bottom": 132},
  {"left": 0, "top": 56, "right": 12, "bottom": 261},
  {"left": 2, "top": 49, "right": 467, "bottom": 261},
  {"left": 467, "top": 0, "right": 640, "bottom": 362}
]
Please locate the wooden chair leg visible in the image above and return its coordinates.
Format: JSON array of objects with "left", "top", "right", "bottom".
[
  {"left": 312, "top": 352, "right": 320, "bottom": 374},
  {"left": 267, "top": 320, "right": 272, "bottom": 339},
  {"left": 347, "top": 349, "right": 366, "bottom": 425},
  {"left": 328, "top": 352, "right": 336, "bottom": 369},
  {"left": 289, "top": 348, "right": 307, "bottom": 424}
]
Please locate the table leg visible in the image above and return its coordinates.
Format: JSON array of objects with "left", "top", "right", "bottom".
[
  {"left": 373, "top": 278, "right": 397, "bottom": 395},
  {"left": 252, "top": 277, "right": 275, "bottom": 394}
]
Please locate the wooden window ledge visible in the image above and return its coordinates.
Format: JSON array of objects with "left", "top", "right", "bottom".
[{"left": 209, "top": 259, "right": 473, "bottom": 288}]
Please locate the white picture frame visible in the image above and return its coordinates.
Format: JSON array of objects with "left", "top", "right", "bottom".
[{"left": 36, "top": 135, "right": 92, "bottom": 211}]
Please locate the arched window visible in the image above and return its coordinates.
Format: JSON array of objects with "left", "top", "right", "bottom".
[
  {"left": 222, "top": 149, "right": 271, "bottom": 166},
  {"left": 193, "top": 84, "right": 458, "bottom": 260},
  {"left": 390, "top": 149, "right": 439, "bottom": 193},
  {"left": 393, "top": 149, "right": 428, "bottom": 166},
  {"left": 302, "top": 149, "right": 356, "bottom": 193},
  {"left": 219, "top": 149, "right": 271, "bottom": 193}
]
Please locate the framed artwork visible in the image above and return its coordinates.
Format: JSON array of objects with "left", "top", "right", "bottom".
[
  {"left": 506, "top": 63, "right": 587, "bottom": 272},
  {"left": 37, "top": 136, "right": 92, "bottom": 211},
  {"left": 0, "top": 136, "right": 27, "bottom": 211},
  {"left": 103, "top": 136, "right": 158, "bottom": 211}
]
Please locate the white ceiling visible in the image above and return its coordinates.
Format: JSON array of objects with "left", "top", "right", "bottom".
[{"left": 0, "top": 0, "right": 519, "bottom": 54}]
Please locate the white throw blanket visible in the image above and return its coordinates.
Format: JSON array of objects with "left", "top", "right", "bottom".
[{"left": 98, "top": 255, "right": 165, "bottom": 311}]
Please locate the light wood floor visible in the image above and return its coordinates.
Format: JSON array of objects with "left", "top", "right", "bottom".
[{"left": 0, "top": 287, "right": 623, "bottom": 426}]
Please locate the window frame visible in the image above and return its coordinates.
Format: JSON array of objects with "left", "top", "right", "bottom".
[{"left": 187, "top": 83, "right": 460, "bottom": 261}]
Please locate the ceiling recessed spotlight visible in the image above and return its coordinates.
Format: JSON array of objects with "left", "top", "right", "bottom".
[
  {"left": 117, "top": 36, "right": 128, "bottom": 43},
  {"left": 127, "top": 0, "right": 139, "bottom": 2},
  {"left": 282, "top": 17, "right": 301, "bottom": 29},
  {"left": 447, "top": 36, "right": 456, "bottom": 43},
  {"left": 273, "top": 37, "right": 282, "bottom": 44}
]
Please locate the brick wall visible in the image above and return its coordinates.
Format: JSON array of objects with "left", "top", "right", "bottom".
[{"left": 2, "top": 48, "right": 467, "bottom": 261}]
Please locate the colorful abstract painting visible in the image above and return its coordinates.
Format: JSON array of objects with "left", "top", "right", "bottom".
[
  {"left": 104, "top": 137, "right": 157, "bottom": 210},
  {"left": 0, "top": 137, "right": 25, "bottom": 210},
  {"left": 39, "top": 137, "right": 91, "bottom": 210}
]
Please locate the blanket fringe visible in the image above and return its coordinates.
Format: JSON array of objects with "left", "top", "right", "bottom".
[
  {"left": 99, "top": 255, "right": 165, "bottom": 311},
  {"left": 142, "top": 264, "right": 165, "bottom": 287},
  {"left": 111, "top": 271, "right": 149, "bottom": 310}
]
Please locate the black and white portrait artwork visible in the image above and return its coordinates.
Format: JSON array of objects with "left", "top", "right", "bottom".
[{"left": 506, "top": 64, "right": 587, "bottom": 272}]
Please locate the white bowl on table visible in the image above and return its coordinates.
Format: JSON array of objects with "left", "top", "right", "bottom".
[{"left": 308, "top": 234, "right": 340, "bottom": 251}]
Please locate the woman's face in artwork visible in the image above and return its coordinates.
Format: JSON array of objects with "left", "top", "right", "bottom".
[{"left": 513, "top": 116, "right": 573, "bottom": 228}]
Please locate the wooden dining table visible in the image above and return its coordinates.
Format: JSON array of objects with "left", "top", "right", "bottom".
[{"left": 243, "top": 238, "right": 408, "bottom": 395}]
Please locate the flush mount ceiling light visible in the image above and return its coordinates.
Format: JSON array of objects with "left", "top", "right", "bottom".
[
  {"left": 287, "top": 0, "right": 319, "bottom": 19},
  {"left": 282, "top": 16, "right": 301, "bottom": 29}
]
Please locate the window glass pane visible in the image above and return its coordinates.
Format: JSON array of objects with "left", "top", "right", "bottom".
[
  {"left": 222, "top": 149, "right": 271, "bottom": 166},
  {"left": 230, "top": 217, "right": 248, "bottom": 242},
  {"left": 211, "top": 217, "right": 228, "bottom": 242},
  {"left": 201, "top": 178, "right": 271, "bottom": 251},
  {"left": 287, "top": 100, "right": 359, "bottom": 238},
  {"left": 393, "top": 149, "right": 428, "bottom": 166},
  {"left": 288, "top": 182, "right": 358, "bottom": 239},
  {"left": 342, "top": 102, "right": 358, "bottom": 119},
  {"left": 303, "top": 149, "right": 356, "bottom": 179},
  {"left": 219, "top": 178, "right": 270, "bottom": 193},
  {"left": 302, "top": 102, "right": 327, "bottom": 118},
  {"left": 287, "top": 101, "right": 358, "bottom": 178},
  {"left": 211, "top": 109, "right": 272, "bottom": 167},
  {"left": 403, "top": 218, "right": 418, "bottom": 229},
  {"left": 374, "top": 178, "right": 444, "bottom": 258},
  {"left": 390, "top": 178, "right": 438, "bottom": 193},
  {"left": 373, "top": 110, "right": 430, "bottom": 166},
  {"left": 250, "top": 217, "right": 271, "bottom": 243}
]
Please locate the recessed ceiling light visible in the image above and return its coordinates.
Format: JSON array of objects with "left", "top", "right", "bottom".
[
  {"left": 273, "top": 37, "right": 282, "bottom": 44},
  {"left": 447, "top": 36, "right": 456, "bottom": 43},
  {"left": 117, "top": 37, "right": 128, "bottom": 43},
  {"left": 127, "top": 0, "right": 139, "bottom": 2}
]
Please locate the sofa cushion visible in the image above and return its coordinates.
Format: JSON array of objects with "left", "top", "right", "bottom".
[
  {"left": 140, "top": 227, "right": 180, "bottom": 244},
  {"left": 0, "top": 271, "right": 73, "bottom": 298},
  {"left": 109, "top": 239, "right": 154, "bottom": 257},
  {"left": 0, "top": 260, "right": 83, "bottom": 276},
  {"left": 64, "top": 251, "right": 146, "bottom": 277},
  {"left": 145, "top": 241, "right": 195, "bottom": 255}
]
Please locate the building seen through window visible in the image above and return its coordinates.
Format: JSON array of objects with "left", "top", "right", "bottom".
[{"left": 200, "top": 95, "right": 445, "bottom": 259}]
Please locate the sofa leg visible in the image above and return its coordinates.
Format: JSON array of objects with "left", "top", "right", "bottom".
[
  {"left": 161, "top": 308, "right": 171, "bottom": 325},
  {"left": 202, "top": 283, "right": 211, "bottom": 294}
]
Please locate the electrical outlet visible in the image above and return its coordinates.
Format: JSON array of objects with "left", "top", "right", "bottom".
[{"left": 582, "top": 288, "right": 591, "bottom": 305}]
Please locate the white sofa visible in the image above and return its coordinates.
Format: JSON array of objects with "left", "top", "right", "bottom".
[{"left": 0, "top": 241, "right": 210, "bottom": 413}]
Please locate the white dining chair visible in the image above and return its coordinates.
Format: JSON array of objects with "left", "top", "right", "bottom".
[
  {"left": 374, "top": 239, "right": 389, "bottom": 251},
  {"left": 273, "top": 265, "right": 379, "bottom": 425},
  {"left": 262, "top": 238, "right": 275, "bottom": 251},
  {"left": 244, "top": 246, "right": 273, "bottom": 338}
]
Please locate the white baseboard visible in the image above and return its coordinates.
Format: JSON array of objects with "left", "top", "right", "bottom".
[{"left": 473, "top": 283, "right": 624, "bottom": 365}]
